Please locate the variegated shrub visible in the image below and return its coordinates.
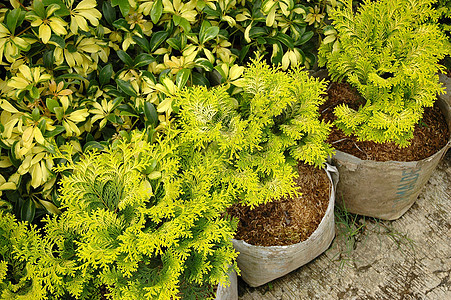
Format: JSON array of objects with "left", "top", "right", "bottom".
[{"left": 0, "top": 0, "right": 333, "bottom": 221}]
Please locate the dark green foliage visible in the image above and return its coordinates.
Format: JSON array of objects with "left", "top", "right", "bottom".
[{"left": 319, "top": 0, "right": 450, "bottom": 146}]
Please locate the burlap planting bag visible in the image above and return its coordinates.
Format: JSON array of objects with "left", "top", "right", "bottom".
[
  {"left": 215, "top": 269, "right": 238, "bottom": 300},
  {"left": 332, "top": 97, "right": 451, "bottom": 220},
  {"left": 231, "top": 164, "right": 338, "bottom": 287},
  {"left": 439, "top": 73, "right": 451, "bottom": 107}
]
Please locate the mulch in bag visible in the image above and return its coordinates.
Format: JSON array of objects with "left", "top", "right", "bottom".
[
  {"left": 331, "top": 97, "right": 451, "bottom": 220},
  {"left": 232, "top": 164, "right": 338, "bottom": 287}
]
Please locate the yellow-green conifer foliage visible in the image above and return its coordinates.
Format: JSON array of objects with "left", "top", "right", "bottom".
[
  {"left": 0, "top": 0, "right": 325, "bottom": 222},
  {"left": 0, "top": 212, "right": 46, "bottom": 299},
  {"left": 3, "top": 131, "right": 237, "bottom": 299},
  {"left": 174, "top": 59, "right": 334, "bottom": 207},
  {"left": 319, "top": 0, "right": 450, "bottom": 146}
]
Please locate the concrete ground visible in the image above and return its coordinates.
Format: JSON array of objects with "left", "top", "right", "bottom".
[{"left": 238, "top": 150, "right": 451, "bottom": 300}]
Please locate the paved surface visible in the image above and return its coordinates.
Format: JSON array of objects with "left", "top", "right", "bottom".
[{"left": 238, "top": 150, "right": 451, "bottom": 300}]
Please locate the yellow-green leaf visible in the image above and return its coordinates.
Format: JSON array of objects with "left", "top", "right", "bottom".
[
  {"left": 0, "top": 100, "right": 19, "bottom": 113},
  {"left": 0, "top": 182, "right": 16, "bottom": 191},
  {"left": 33, "top": 127, "right": 45, "bottom": 144},
  {"left": 39, "top": 199, "right": 61, "bottom": 214},
  {"left": 39, "top": 24, "right": 52, "bottom": 44}
]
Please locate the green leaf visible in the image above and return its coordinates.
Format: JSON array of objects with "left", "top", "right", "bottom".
[
  {"left": 117, "top": 50, "right": 133, "bottom": 66},
  {"left": 296, "top": 31, "right": 314, "bottom": 46},
  {"left": 49, "top": 34, "right": 65, "bottom": 48},
  {"left": 116, "top": 79, "right": 137, "bottom": 97},
  {"left": 38, "top": 119, "right": 46, "bottom": 132},
  {"left": 296, "top": 47, "right": 305, "bottom": 64},
  {"left": 192, "top": 72, "right": 210, "bottom": 87},
  {"left": 30, "top": 86, "right": 40, "bottom": 100},
  {"left": 203, "top": 26, "right": 219, "bottom": 44},
  {"left": 202, "top": 6, "right": 220, "bottom": 17},
  {"left": 111, "top": 97, "right": 124, "bottom": 110},
  {"left": 167, "top": 37, "right": 182, "bottom": 51},
  {"left": 199, "top": 21, "right": 220, "bottom": 44},
  {"left": 32, "top": 0, "right": 46, "bottom": 18},
  {"left": 43, "top": 50, "right": 54, "bottom": 69},
  {"left": 176, "top": 68, "right": 191, "bottom": 88},
  {"left": 141, "top": 71, "right": 157, "bottom": 83},
  {"left": 83, "top": 141, "right": 105, "bottom": 152},
  {"left": 249, "top": 27, "right": 269, "bottom": 39},
  {"left": 133, "top": 36, "right": 150, "bottom": 52},
  {"left": 173, "top": 15, "right": 191, "bottom": 32},
  {"left": 149, "top": 31, "right": 169, "bottom": 53},
  {"left": 195, "top": 58, "right": 213, "bottom": 71},
  {"left": 112, "top": 19, "right": 130, "bottom": 31},
  {"left": 43, "top": 0, "right": 70, "bottom": 16},
  {"left": 86, "top": 133, "right": 94, "bottom": 143},
  {"left": 117, "top": 104, "right": 137, "bottom": 117},
  {"left": 21, "top": 199, "right": 36, "bottom": 222},
  {"left": 144, "top": 159, "right": 158, "bottom": 174},
  {"left": 99, "top": 64, "right": 113, "bottom": 86},
  {"left": 256, "top": 37, "right": 266, "bottom": 44},
  {"left": 173, "top": 15, "right": 182, "bottom": 26},
  {"left": 292, "top": 23, "right": 306, "bottom": 36},
  {"left": 0, "top": 140, "right": 10, "bottom": 150},
  {"left": 304, "top": 51, "right": 316, "bottom": 67},
  {"left": 32, "top": 108, "right": 40, "bottom": 121},
  {"left": 39, "top": 200, "right": 61, "bottom": 214},
  {"left": 119, "top": 110, "right": 138, "bottom": 117},
  {"left": 56, "top": 73, "right": 85, "bottom": 81},
  {"left": 111, "top": 0, "right": 130, "bottom": 17},
  {"left": 102, "top": 1, "right": 116, "bottom": 25},
  {"left": 271, "top": 41, "right": 283, "bottom": 65},
  {"left": 106, "top": 114, "right": 117, "bottom": 123},
  {"left": 275, "top": 33, "right": 294, "bottom": 49},
  {"left": 214, "top": 65, "right": 227, "bottom": 81},
  {"left": 44, "top": 125, "right": 65, "bottom": 137},
  {"left": 8, "top": 141, "right": 21, "bottom": 168},
  {"left": 239, "top": 44, "right": 251, "bottom": 63},
  {"left": 144, "top": 102, "right": 158, "bottom": 126},
  {"left": 67, "top": 44, "right": 77, "bottom": 53},
  {"left": 7, "top": 9, "right": 23, "bottom": 35},
  {"left": 134, "top": 53, "right": 156, "bottom": 68},
  {"left": 151, "top": 0, "right": 163, "bottom": 23},
  {"left": 46, "top": 98, "right": 59, "bottom": 113},
  {"left": 54, "top": 107, "right": 64, "bottom": 121}
]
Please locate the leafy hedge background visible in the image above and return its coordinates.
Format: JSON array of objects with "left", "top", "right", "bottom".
[{"left": 0, "top": 0, "right": 341, "bottom": 222}]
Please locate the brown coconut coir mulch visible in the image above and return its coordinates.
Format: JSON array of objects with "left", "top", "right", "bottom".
[
  {"left": 227, "top": 162, "right": 330, "bottom": 247},
  {"left": 320, "top": 81, "right": 449, "bottom": 162}
]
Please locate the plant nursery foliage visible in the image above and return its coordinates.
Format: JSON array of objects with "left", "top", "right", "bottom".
[
  {"left": 173, "top": 58, "right": 334, "bottom": 207},
  {"left": 0, "top": 0, "right": 334, "bottom": 222},
  {"left": 319, "top": 0, "right": 450, "bottom": 146},
  {"left": 0, "top": 131, "right": 237, "bottom": 299},
  {"left": 0, "top": 212, "right": 47, "bottom": 299}
]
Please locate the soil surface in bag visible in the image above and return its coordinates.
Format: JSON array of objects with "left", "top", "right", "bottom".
[
  {"left": 227, "top": 163, "right": 329, "bottom": 247},
  {"left": 320, "top": 82, "right": 449, "bottom": 162}
]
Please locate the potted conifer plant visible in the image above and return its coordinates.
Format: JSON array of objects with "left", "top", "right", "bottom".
[
  {"left": 0, "top": 131, "right": 238, "bottom": 299},
  {"left": 318, "top": 0, "right": 451, "bottom": 220},
  {"left": 172, "top": 58, "right": 338, "bottom": 287}
]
